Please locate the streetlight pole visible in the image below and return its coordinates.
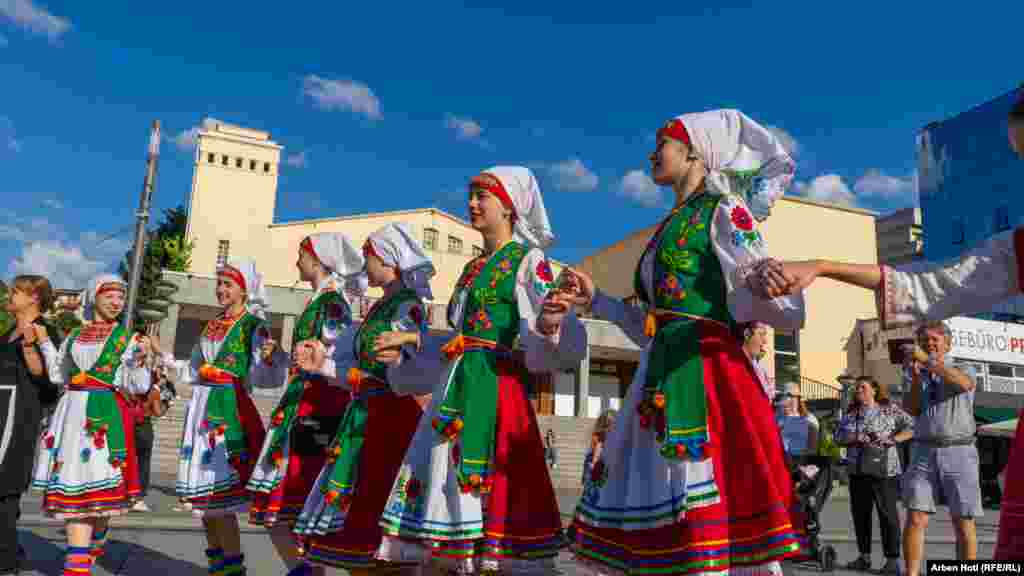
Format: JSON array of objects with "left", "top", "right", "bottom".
[{"left": 123, "top": 120, "right": 161, "bottom": 333}]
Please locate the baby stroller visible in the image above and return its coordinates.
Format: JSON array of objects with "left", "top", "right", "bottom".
[{"left": 789, "top": 454, "right": 837, "bottom": 572}]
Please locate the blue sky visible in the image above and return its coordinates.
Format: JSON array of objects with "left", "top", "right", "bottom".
[{"left": 1, "top": 1, "right": 1022, "bottom": 289}]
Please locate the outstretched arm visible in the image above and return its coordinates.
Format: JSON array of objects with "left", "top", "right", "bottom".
[{"left": 757, "top": 228, "right": 1022, "bottom": 329}]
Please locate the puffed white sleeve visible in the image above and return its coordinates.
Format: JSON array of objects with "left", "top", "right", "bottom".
[
  {"left": 590, "top": 291, "right": 651, "bottom": 348},
  {"left": 309, "top": 296, "right": 358, "bottom": 389},
  {"left": 711, "top": 194, "right": 805, "bottom": 330},
  {"left": 386, "top": 299, "right": 444, "bottom": 395},
  {"left": 113, "top": 335, "right": 152, "bottom": 395},
  {"left": 248, "top": 323, "right": 289, "bottom": 389},
  {"left": 878, "top": 228, "right": 1021, "bottom": 329},
  {"left": 38, "top": 336, "right": 71, "bottom": 386},
  {"left": 517, "top": 248, "right": 588, "bottom": 373},
  {"left": 161, "top": 346, "right": 200, "bottom": 386}
]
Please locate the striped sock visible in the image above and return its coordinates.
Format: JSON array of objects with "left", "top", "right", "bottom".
[
  {"left": 63, "top": 546, "right": 93, "bottom": 576},
  {"left": 221, "top": 554, "right": 246, "bottom": 576},
  {"left": 90, "top": 527, "right": 110, "bottom": 558},
  {"left": 205, "top": 547, "right": 225, "bottom": 575}
]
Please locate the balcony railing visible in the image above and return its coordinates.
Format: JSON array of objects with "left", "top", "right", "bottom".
[{"left": 800, "top": 375, "right": 842, "bottom": 401}]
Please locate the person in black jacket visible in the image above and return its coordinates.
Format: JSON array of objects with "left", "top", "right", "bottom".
[{"left": 0, "top": 275, "right": 61, "bottom": 575}]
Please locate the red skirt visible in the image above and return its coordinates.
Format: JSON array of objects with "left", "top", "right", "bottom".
[
  {"left": 303, "top": 392, "right": 422, "bottom": 568},
  {"left": 114, "top": 392, "right": 142, "bottom": 498},
  {"left": 425, "top": 359, "right": 565, "bottom": 566},
  {"left": 249, "top": 380, "right": 351, "bottom": 526},
  {"left": 995, "top": 413, "right": 1024, "bottom": 560},
  {"left": 572, "top": 321, "right": 805, "bottom": 574}
]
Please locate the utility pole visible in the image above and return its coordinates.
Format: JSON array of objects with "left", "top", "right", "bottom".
[{"left": 123, "top": 120, "right": 161, "bottom": 333}]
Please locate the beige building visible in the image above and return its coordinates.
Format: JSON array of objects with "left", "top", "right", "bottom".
[
  {"left": 156, "top": 118, "right": 883, "bottom": 421},
  {"left": 576, "top": 196, "right": 881, "bottom": 406},
  {"left": 876, "top": 207, "right": 923, "bottom": 265}
]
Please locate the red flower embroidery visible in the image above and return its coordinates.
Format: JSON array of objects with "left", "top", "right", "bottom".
[
  {"left": 406, "top": 478, "right": 422, "bottom": 500},
  {"left": 730, "top": 206, "right": 754, "bottom": 231},
  {"left": 536, "top": 260, "right": 554, "bottom": 283}
]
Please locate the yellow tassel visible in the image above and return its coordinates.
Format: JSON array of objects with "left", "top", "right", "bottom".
[{"left": 644, "top": 312, "right": 657, "bottom": 338}]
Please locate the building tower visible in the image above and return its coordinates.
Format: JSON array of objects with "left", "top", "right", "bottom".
[{"left": 185, "top": 118, "right": 282, "bottom": 276}]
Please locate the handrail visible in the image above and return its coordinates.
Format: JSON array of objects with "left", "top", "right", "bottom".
[{"left": 800, "top": 375, "right": 841, "bottom": 400}]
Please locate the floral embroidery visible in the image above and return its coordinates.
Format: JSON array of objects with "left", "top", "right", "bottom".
[
  {"left": 467, "top": 309, "right": 493, "bottom": 332},
  {"left": 656, "top": 275, "right": 685, "bottom": 302},
  {"left": 458, "top": 257, "right": 488, "bottom": 289},
  {"left": 536, "top": 260, "right": 554, "bottom": 283},
  {"left": 730, "top": 205, "right": 754, "bottom": 231},
  {"left": 731, "top": 229, "right": 764, "bottom": 249}
]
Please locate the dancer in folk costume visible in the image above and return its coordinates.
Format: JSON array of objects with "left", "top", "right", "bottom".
[
  {"left": 247, "top": 233, "right": 366, "bottom": 575},
  {"left": 160, "top": 259, "right": 288, "bottom": 576},
  {"left": 291, "top": 222, "right": 436, "bottom": 575},
  {"left": 377, "top": 167, "right": 587, "bottom": 575},
  {"left": 755, "top": 88, "right": 1024, "bottom": 561},
  {"left": 562, "top": 109, "right": 806, "bottom": 576},
  {"left": 32, "top": 274, "right": 153, "bottom": 575}
]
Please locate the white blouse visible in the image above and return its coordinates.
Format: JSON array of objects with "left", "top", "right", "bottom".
[
  {"left": 592, "top": 193, "right": 806, "bottom": 344},
  {"left": 166, "top": 315, "right": 288, "bottom": 391},
  {"left": 39, "top": 327, "right": 151, "bottom": 395},
  {"left": 879, "top": 228, "right": 1021, "bottom": 329}
]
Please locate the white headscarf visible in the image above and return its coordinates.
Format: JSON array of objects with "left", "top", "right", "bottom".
[
  {"left": 83, "top": 273, "right": 127, "bottom": 322},
  {"left": 366, "top": 222, "right": 436, "bottom": 300},
  {"left": 305, "top": 232, "right": 368, "bottom": 295},
  {"left": 218, "top": 258, "right": 269, "bottom": 320},
  {"left": 479, "top": 166, "right": 555, "bottom": 250},
  {"left": 670, "top": 109, "right": 796, "bottom": 221}
]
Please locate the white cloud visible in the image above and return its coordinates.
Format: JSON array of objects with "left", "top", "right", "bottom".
[
  {"left": 170, "top": 118, "right": 219, "bottom": 152},
  {"left": 767, "top": 125, "right": 800, "bottom": 157},
  {"left": 618, "top": 170, "right": 663, "bottom": 207},
  {"left": 8, "top": 241, "right": 108, "bottom": 290},
  {"left": 1, "top": 116, "right": 21, "bottom": 152},
  {"left": 285, "top": 151, "right": 307, "bottom": 168},
  {"left": 793, "top": 174, "right": 856, "bottom": 206},
  {"left": 303, "top": 75, "right": 381, "bottom": 119},
  {"left": 445, "top": 114, "right": 483, "bottom": 141},
  {"left": 2, "top": 213, "right": 130, "bottom": 290},
  {"left": 173, "top": 126, "right": 200, "bottom": 151},
  {"left": 0, "top": 0, "right": 71, "bottom": 42},
  {"left": 548, "top": 158, "right": 599, "bottom": 192},
  {"left": 853, "top": 169, "right": 916, "bottom": 202}
]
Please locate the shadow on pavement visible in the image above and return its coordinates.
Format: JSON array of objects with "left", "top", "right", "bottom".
[{"left": 18, "top": 528, "right": 205, "bottom": 576}]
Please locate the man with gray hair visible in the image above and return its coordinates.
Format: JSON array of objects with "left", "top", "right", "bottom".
[{"left": 901, "top": 320, "right": 980, "bottom": 576}]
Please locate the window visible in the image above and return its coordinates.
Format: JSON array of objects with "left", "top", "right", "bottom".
[
  {"left": 995, "top": 205, "right": 1011, "bottom": 232},
  {"left": 263, "top": 162, "right": 271, "bottom": 173},
  {"left": 235, "top": 157, "right": 243, "bottom": 168},
  {"left": 207, "top": 152, "right": 216, "bottom": 163},
  {"left": 222, "top": 155, "right": 229, "bottom": 166},
  {"left": 216, "top": 240, "right": 230, "bottom": 268},
  {"left": 448, "top": 235, "right": 463, "bottom": 254},
  {"left": 472, "top": 245, "right": 484, "bottom": 257},
  {"left": 773, "top": 330, "right": 800, "bottom": 391},
  {"left": 423, "top": 228, "right": 439, "bottom": 251},
  {"left": 952, "top": 218, "right": 965, "bottom": 245},
  {"left": 250, "top": 159, "right": 257, "bottom": 171},
  {"left": 990, "top": 363, "right": 1014, "bottom": 378}
]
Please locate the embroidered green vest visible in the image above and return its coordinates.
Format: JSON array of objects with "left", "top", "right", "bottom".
[
  {"left": 66, "top": 325, "right": 132, "bottom": 469},
  {"left": 200, "top": 313, "right": 265, "bottom": 466},
  {"left": 264, "top": 290, "right": 353, "bottom": 467},
  {"left": 633, "top": 193, "right": 734, "bottom": 462},
  {"left": 434, "top": 241, "right": 528, "bottom": 491},
  {"left": 322, "top": 289, "right": 420, "bottom": 504}
]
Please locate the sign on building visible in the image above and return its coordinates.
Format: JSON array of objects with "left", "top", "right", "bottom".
[{"left": 946, "top": 316, "right": 1024, "bottom": 366}]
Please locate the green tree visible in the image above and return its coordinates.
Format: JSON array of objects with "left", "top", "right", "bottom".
[
  {"left": 119, "top": 205, "right": 192, "bottom": 332},
  {"left": 0, "top": 280, "right": 13, "bottom": 335}
]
